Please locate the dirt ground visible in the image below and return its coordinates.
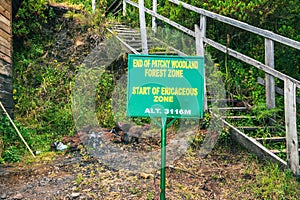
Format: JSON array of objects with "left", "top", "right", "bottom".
[{"left": 0, "top": 140, "right": 262, "bottom": 200}]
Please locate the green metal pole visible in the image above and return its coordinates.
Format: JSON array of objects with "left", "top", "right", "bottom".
[{"left": 160, "top": 117, "right": 167, "bottom": 200}]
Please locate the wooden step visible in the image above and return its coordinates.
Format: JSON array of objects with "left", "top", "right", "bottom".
[
  {"left": 113, "top": 30, "right": 139, "bottom": 34},
  {"left": 149, "top": 51, "right": 178, "bottom": 55},
  {"left": 112, "top": 27, "right": 131, "bottom": 30},
  {"left": 223, "top": 116, "right": 256, "bottom": 119},
  {"left": 119, "top": 35, "right": 141, "bottom": 40},
  {"left": 116, "top": 32, "right": 140, "bottom": 36},
  {"left": 126, "top": 40, "right": 144, "bottom": 44},
  {"left": 270, "top": 149, "right": 300, "bottom": 154},
  {"left": 256, "top": 137, "right": 286, "bottom": 142},
  {"left": 207, "top": 99, "right": 242, "bottom": 103},
  {"left": 216, "top": 107, "right": 248, "bottom": 111},
  {"left": 237, "top": 126, "right": 279, "bottom": 131}
]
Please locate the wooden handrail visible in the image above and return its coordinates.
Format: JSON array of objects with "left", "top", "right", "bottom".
[
  {"left": 168, "top": 0, "right": 300, "bottom": 50},
  {"left": 124, "top": 0, "right": 300, "bottom": 87}
]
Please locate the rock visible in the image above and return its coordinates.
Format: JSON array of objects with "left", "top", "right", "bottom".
[
  {"left": 112, "top": 136, "right": 122, "bottom": 143},
  {"left": 62, "top": 133, "right": 84, "bottom": 151},
  {"left": 118, "top": 131, "right": 125, "bottom": 137},
  {"left": 56, "top": 142, "right": 68, "bottom": 151},
  {"left": 50, "top": 141, "right": 68, "bottom": 151},
  {"left": 12, "top": 193, "right": 23, "bottom": 200},
  {"left": 140, "top": 172, "right": 153, "bottom": 179},
  {"left": 102, "top": 132, "right": 115, "bottom": 142},
  {"left": 120, "top": 132, "right": 130, "bottom": 143},
  {"left": 115, "top": 122, "right": 131, "bottom": 132},
  {"left": 27, "top": 184, "right": 34, "bottom": 189},
  {"left": 128, "top": 126, "right": 143, "bottom": 138},
  {"left": 1, "top": 193, "right": 6, "bottom": 199},
  {"left": 71, "top": 192, "right": 81, "bottom": 199},
  {"left": 142, "top": 123, "right": 151, "bottom": 131},
  {"left": 77, "top": 130, "right": 88, "bottom": 141}
]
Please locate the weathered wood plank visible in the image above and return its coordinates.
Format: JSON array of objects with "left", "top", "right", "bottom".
[
  {"left": 284, "top": 78, "right": 299, "bottom": 176},
  {"left": 138, "top": 0, "right": 148, "bottom": 54},
  {"left": 256, "top": 137, "right": 286, "bottom": 142},
  {"left": 112, "top": 27, "right": 131, "bottom": 30},
  {"left": 0, "top": 44, "right": 11, "bottom": 57},
  {"left": 0, "top": 28, "right": 11, "bottom": 43},
  {"left": 223, "top": 115, "right": 256, "bottom": 119},
  {"left": 195, "top": 25, "right": 201, "bottom": 55},
  {"left": 196, "top": 16, "right": 206, "bottom": 57},
  {"left": 257, "top": 77, "right": 300, "bottom": 104},
  {"left": 0, "top": 4, "right": 11, "bottom": 20},
  {"left": 0, "top": 51, "right": 11, "bottom": 64},
  {"left": 237, "top": 126, "right": 279, "bottom": 131},
  {"left": 199, "top": 15, "right": 207, "bottom": 111},
  {"left": 0, "top": 74, "right": 12, "bottom": 92},
  {"left": 0, "top": 60, "right": 11, "bottom": 76},
  {"left": 168, "top": 0, "right": 300, "bottom": 50},
  {"left": 222, "top": 118, "right": 287, "bottom": 168},
  {"left": 265, "top": 39, "right": 275, "bottom": 109},
  {"left": 0, "top": 20, "right": 11, "bottom": 34},
  {"left": 151, "top": 37, "right": 187, "bottom": 56},
  {"left": 106, "top": 27, "right": 140, "bottom": 55},
  {"left": 0, "top": 13, "right": 10, "bottom": 27},
  {"left": 270, "top": 149, "right": 300, "bottom": 154},
  {"left": 114, "top": 30, "right": 139, "bottom": 34},
  {"left": 1, "top": 0, "right": 11, "bottom": 14},
  {"left": 123, "top": 0, "right": 126, "bottom": 16},
  {"left": 111, "top": 2, "right": 122, "bottom": 15},
  {"left": 195, "top": 23, "right": 208, "bottom": 111},
  {"left": 0, "top": 91, "right": 13, "bottom": 108},
  {"left": 216, "top": 107, "right": 247, "bottom": 111},
  {"left": 92, "top": 0, "right": 95, "bottom": 13},
  {"left": 204, "top": 38, "right": 300, "bottom": 88},
  {"left": 0, "top": 35, "right": 10, "bottom": 49},
  {"left": 126, "top": 0, "right": 195, "bottom": 37},
  {"left": 152, "top": 0, "right": 157, "bottom": 33}
]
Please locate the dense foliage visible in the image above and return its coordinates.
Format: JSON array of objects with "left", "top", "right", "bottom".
[
  {"left": 1, "top": 0, "right": 111, "bottom": 162},
  {"left": 2, "top": 0, "right": 300, "bottom": 164}
]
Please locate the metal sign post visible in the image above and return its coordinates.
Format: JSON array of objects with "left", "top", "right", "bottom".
[
  {"left": 160, "top": 117, "right": 167, "bottom": 200},
  {"left": 127, "top": 54, "right": 204, "bottom": 199}
]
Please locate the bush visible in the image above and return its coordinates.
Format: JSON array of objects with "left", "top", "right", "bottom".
[{"left": 13, "top": 0, "right": 51, "bottom": 38}]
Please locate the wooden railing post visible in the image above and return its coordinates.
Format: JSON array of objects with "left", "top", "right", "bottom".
[
  {"left": 265, "top": 38, "right": 275, "bottom": 110},
  {"left": 284, "top": 78, "right": 299, "bottom": 176},
  {"left": 123, "top": 0, "right": 127, "bottom": 16},
  {"left": 138, "top": 0, "right": 148, "bottom": 54},
  {"left": 92, "top": 0, "right": 96, "bottom": 14},
  {"left": 195, "top": 15, "right": 207, "bottom": 111},
  {"left": 152, "top": 0, "right": 157, "bottom": 34}
]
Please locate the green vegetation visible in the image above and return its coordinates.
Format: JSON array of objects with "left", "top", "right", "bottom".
[
  {"left": 13, "top": 0, "right": 51, "bottom": 38},
  {"left": 0, "top": 114, "right": 33, "bottom": 163},
  {"left": 0, "top": 0, "right": 112, "bottom": 161},
  {"left": 244, "top": 161, "right": 300, "bottom": 199},
  {"left": 0, "top": 1, "right": 299, "bottom": 198}
]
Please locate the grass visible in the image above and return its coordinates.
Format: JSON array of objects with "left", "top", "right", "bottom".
[{"left": 245, "top": 162, "right": 300, "bottom": 199}]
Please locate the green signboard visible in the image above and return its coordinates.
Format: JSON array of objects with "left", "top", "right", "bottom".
[{"left": 126, "top": 54, "right": 204, "bottom": 118}]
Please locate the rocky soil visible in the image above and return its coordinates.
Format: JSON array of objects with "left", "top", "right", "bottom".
[{"left": 0, "top": 138, "right": 260, "bottom": 200}]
